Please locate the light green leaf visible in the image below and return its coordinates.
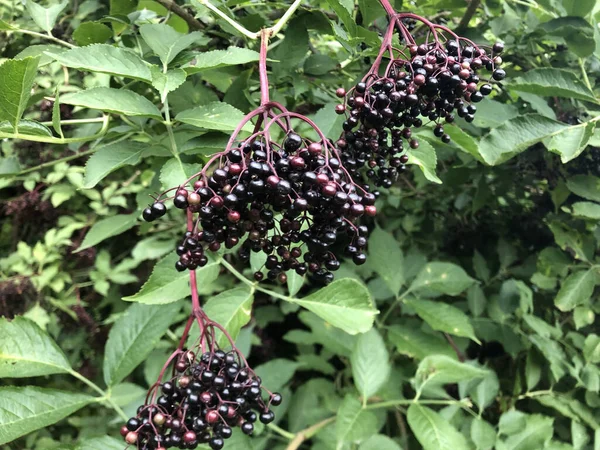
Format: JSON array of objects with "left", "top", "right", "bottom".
[
  {"left": 407, "top": 140, "right": 442, "bottom": 184},
  {"left": 0, "top": 387, "right": 93, "bottom": 445},
  {"left": 0, "top": 119, "right": 51, "bottom": 136},
  {"left": 75, "top": 436, "right": 125, "bottom": 450},
  {"left": 83, "top": 141, "right": 147, "bottom": 188},
  {"left": 0, "top": 317, "right": 71, "bottom": 378},
  {"left": 511, "top": 69, "right": 597, "bottom": 103},
  {"left": 471, "top": 418, "right": 497, "bottom": 450},
  {"left": 151, "top": 67, "right": 187, "bottom": 103},
  {"left": 203, "top": 287, "right": 254, "bottom": 348},
  {"left": 175, "top": 102, "right": 250, "bottom": 132},
  {"left": 351, "top": 328, "right": 390, "bottom": 400},
  {"left": 76, "top": 213, "right": 138, "bottom": 252},
  {"left": 25, "top": 0, "right": 67, "bottom": 33},
  {"left": 110, "top": 382, "right": 146, "bottom": 406},
  {"left": 566, "top": 175, "right": 600, "bottom": 202},
  {"left": 572, "top": 202, "right": 600, "bottom": 219},
  {"left": 474, "top": 371, "right": 500, "bottom": 410},
  {"left": 103, "top": 302, "right": 180, "bottom": 386},
  {"left": 140, "top": 24, "right": 208, "bottom": 66},
  {"left": 46, "top": 44, "right": 153, "bottom": 82},
  {"left": 287, "top": 270, "right": 305, "bottom": 297},
  {"left": 562, "top": 0, "right": 596, "bottom": 16},
  {"left": 0, "top": 56, "right": 40, "bottom": 128},
  {"left": 289, "top": 279, "right": 378, "bottom": 335},
  {"left": 368, "top": 227, "right": 403, "bottom": 294},
  {"left": 479, "top": 114, "right": 568, "bottom": 165},
  {"left": 336, "top": 395, "right": 379, "bottom": 448},
  {"left": 584, "top": 335, "right": 600, "bottom": 364},
  {"left": 407, "top": 404, "right": 470, "bottom": 450},
  {"left": 415, "top": 355, "right": 489, "bottom": 388},
  {"left": 445, "top": 126, "right": 481, "bottom": 160},
  {"left": 359, "top": 435, "right": 401, "bottom": 450},
  {"left": 555, "top": 270, "right": 597, "bottom": 311},
  {"left": 502, "top": 414, "right": 554, "bottom": 450},
  {"left": 0, "top": 19, "right": 16, "bottom": 30},
  {"left": 410, "top": 262, "right": 475, "bottom": 296},
  {"left": 160, "top": 158, "right": 202, "bottom": 191},
  {"left": 405, "top": 298, "right": 478, "bottom": 342},
  {"left": 473, "top": 98, "right": 519, "bottom": 128},
  {"left": 123, "top": 254, "right": 220, "bottom": 304},
  {"left": 184, "top": 47, "right": 260, "bottom": 73},
  {"left": 388, "top": 325, "right": 455, "bottom": 360},
  {"left": 73, "top": 21, "right": 113, "bottom": 46},
  {"left": 61, "top": 87, "right": 162, "bottom": 119},
  {"left": 547, "top": 122, "right": 596, "bottom": 163}
]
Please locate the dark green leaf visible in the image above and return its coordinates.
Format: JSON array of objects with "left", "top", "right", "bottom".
[
  {"left": 369, "top": 227, "right": 404, "bottom": 294},
  {"left": 83, "top": 141, "right": 147, "bottom": 188},
  {"left": 254, "top": 359, "right": 300, "bottom": 393},
  {"left": 410, "top": 262, "right": 475, "bottom": 295},
  {"left": 511, "top": 68, "right": 597, "bottom": 103},
  {"left": 76, "top": 213, "right": 138, "bottom": 252},
  {"left": 555, "top": 269, "right": 597, "bottom": 311},
  {"left": 388, "top": 325, "right": 456, "bottom": 360},
  {"left": 175, "top": 102, "right": 250, "bottom": 132},
  {"left": 184, "top": 47, "right": 260, "bottom": 74},
  {"left": 73, "top": 22, "right": 113, "bottom": 46},
  {"left": 566, "top": 175, "right": 600, "bottom": 202},
  {"left": 415, "top": 355, "right": 488, "bottom": 388},
  {"left": 540, "top": 17, "right": 595, "bottom": 57}
]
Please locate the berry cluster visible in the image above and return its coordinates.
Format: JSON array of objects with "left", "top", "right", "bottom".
[
  {"left": 336, "top": 13, "right": 505, "bottom": 187},
  {"left": 144, "top": 105, "right": 375, "bottom": 284},
  {"left": 123, "top": 320, "right": 280, "bottom": 450}
]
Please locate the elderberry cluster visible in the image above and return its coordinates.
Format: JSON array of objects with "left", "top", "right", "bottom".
[
  {"left": 144, "top": 120, "right": 375, "bottom": 284},
  {"left": 122, "top": 349, "right": 281, "bottom": 450},
  {"left": 337, "top": 20, "right": 505, "bottom": 187}
]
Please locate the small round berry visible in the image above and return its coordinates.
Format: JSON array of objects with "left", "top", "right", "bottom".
[
  {"left": 284, "top": 132, "right": 303, "bottom": 152},
  {"left": 353, "top": 253, "right": 367, "bottom": 265},
  {"left": 142, "top": 207, "right": 155, "bottom": 222},
  {"left": 151, "top": 202, "right": 166, "bottom": 217},
  {"left": 120, "top": 425, "right": 129, "bottom": 437},
  {"left": 241, "top": 422, "right": 254, "bottom": 435},
  {"left": 336, "top": 87, "right": 346, "bottom": 97},
  {"left": 125, "top": 431, "right": 138, "bottom": 444},
  {"left": 410, "top": 139, "right": 419, "bottom": 149},
  {"left": 493, "top": 42, "right": 504, "bottom": 53},
  {"left": 174, "top": 194, "right": 188, "bottom": 209},
  {"left": 492, "top": 68, "right": 506, "bottom": 81},
  {"left": 335, "top": 104, "right": 346, "bottom": 114},
  {"left": 210, "top": 437, "right": 224, "bottom": 450},
  {"left": 271, "top": 393, "right": 283, "bottom": 406},
  {"left": 153, "top": 413, "right": 166, "bottom": 426},
  {"left": 184, "top": 431, "right": 197, "bottom": 443},
  {"left": 259, "top": 410, "right": 275, "bottom": 424}
]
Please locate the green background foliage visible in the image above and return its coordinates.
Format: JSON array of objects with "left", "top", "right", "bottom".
[{"left": 1, "top": 0, "right": 599, "bottom": 449}]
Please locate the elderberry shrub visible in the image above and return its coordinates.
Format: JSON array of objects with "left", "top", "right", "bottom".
[
  {"left": 123, "top": 347, "right": 281, "bottom": 450},
  {"left": 144, "top": 106, "right": 376, "bottom": 284},
  {"left": 336, "top": 14, "right": 505, "bottom": 188}
]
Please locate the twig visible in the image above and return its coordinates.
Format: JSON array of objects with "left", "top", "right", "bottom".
[
  {"left": 394, "top": 409, "right": 409, "bottom": 450},
  {"left": 285, "top": 417, "right": 335, "bottom": 450},
  {"left": 444, "top": 333, "right": 465, "bottom": 362},
  {"left": 456, "top": 0, "right": 481, "bottom": 32},
  {"left": 154, "top": 0, "right": 206, "bottom": 30}
]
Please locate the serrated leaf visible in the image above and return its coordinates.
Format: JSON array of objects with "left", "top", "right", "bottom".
[
  {"left": 0, "top": 317, "right": 71, "bottom": 378},
  {"left": 566, "top": 175, "right": 600, "bottom": 202},
  {"left": 388, "top": 325, "right": 455, "bottom": 360},
  {"left": 151, "top": 67, "right": 187, "bottom": 103},
  {"left": 175, "top": 102, "right": 250, "bottom": 132},
  {"left": 511, "top": 69, "right": 597, "bottom": 103},
  {"left": 289, "top": 279, "right": 378, "bottom": 335},
  {"left": 140, "top": 24, "right": 208, "bottom": 66},
  {"left": 25, "top": 0, "right": 67, "bottom": 33},
  {"left": 410, "top": 262, "right": 475, "bottom": 295},
  {"left": 407, "top": 404, "right": 470, "bottom": 450},
  {"left": 103, "top": 302, "right": 180, "bottom": 386},
  {"left": 405, "top": 298, "right": 478, "bottom": 342},
  {"left": 160, "top": 158, "right": 202, "bottom": 191},
  {"left": 415, "top": 355, "right": 489, "bottom": 388},
  {"left": 0, "top": 119, "right": 52, "bottom": 136},
  {"left": 547, "top": 122, "right": 596, "bottom": 163},
  {"left": 336, "top": 395, "right": 379, "bottom": 448},
  {"left": 555, "top": 269, "right": 597, "bottom": 311},
  {"left": 0, "top": 56, "right": 40, "bottom": 128},
  {"left": 368, "top": 227, "right": 403, "bottom": 294},
  {"left": 479, "top": 114, "right": 568, "bottom": 165},
  {"left": 0, "top": 387, "right": 94, "bottom": 445},
  {"left": 73, "top": 21, "right": 113, "bottom": 46},
  {"left": 407, "top": 140, "right": 442, "bottom": 183},
  {"left": 46, "top": 44, "right": 153, "bottom": 82},
  {"left": 351, "top": 328, "right": 390, "bottom": 400},
  {"left": 184, "top": 47, "right": 260, "bottom": 73},
  {"left": 76, "top": 213, "right": 138, "bottom": 252},
  {"left": 203, "top": 287, "right": 254, "bottom": 348},
  {"left": 123, "top": 253, "right": 220, "bottom": 304},
  {"left": 61, "top": 87, "right": 162, "bottom": 119},
  {"left": 83, "top": 141, "right": 147, "bottom": 188}
]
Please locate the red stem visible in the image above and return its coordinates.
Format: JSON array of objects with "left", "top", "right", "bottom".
[
  {"left": 379, "top": 0, "right": 396, "bottom": 18},
  {"left": 259, "top": 29, "right": 271, "bottom": 106}
]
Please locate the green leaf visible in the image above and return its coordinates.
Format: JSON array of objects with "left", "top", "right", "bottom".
[
  {"left": 289, "top": 278, "right": 378, "bottom": 335},
  {"left": 336, "top": 395, "right": 379, "bottom": 447},
  {"left": 562, "top": 0, "right": 596, "bottom": 16},
  {"left": 124, "top": 254, "right": 220, "bottom": 304},
  {"left": 25, "top": 0, "right": 67, "bottom": 33},
  {"left": 548, "top": 220, "right": 593, "bottom": 262},
  {"left": 511, "top": 69, "right": 597, "bottom": 103},
  {"left": 359, "top": 435, "right": 401, "bottom": 450},
  {"left": 407, "top": 140, "right": 442, "bottom": 184},
  {"left": 479, "top": 114, "right": 568, "bottom": 165},
  {"left": 445, "top": 125, "right": 481, "bottom": 160},
  {"left": 555, "top": 269, "right": 597, "bottom": 311},
  {"left": 75, "top": 436, "right": 125, "bottom": 450},
  {"left": 0, "top": 317, "right": 71, "bottom": 378},
  {"left": 15, "top": 44, "right": 65, "bottom": 66},
  {"left": 0, "top": 19, "right": 16, "bottom": 31},
  {"left": 140, "top": 24, "right": 208, "bottom": 66},
  {"left": 410, "top": 262, "right": 475, "bottom": 295},
  {"left": 0, "top": 387, "right": 93, "bottom": 445},
  {"left": 407, "top": 404, "right": 470, "bottom": 450},
  {"left": 474, "top": 371, "right": 500, "bottom": 410},
  {"left": 0, "top": 119, "right": 51, "bottom": 136},
  {"left": 368, "top": 227, "right": 404, "bottom": 294},
  {"left": 0, "top": 56, "right": 40, "bottom": 128},
  {"left": 184, "top": 47, "right": 260, "bottom": 74},
  {"left": 304, "top": 54, "right": 338, "bottom": 76},
  {"left": 415, "top": 355, "right": 489, "bottom": 388},
  {"left": 160, "top": 158, "right": 202, "bottom": 191},
  {"left": 405, "top": 298, "right": 478, "bottom": 342},
  {"left": 61, "top": 87, "right": 162, "bottom": 119},
  {"left": 358, "top": 0, "right": 386, "bottom": 26},
  {"left": 540, "top": 17, "right": 595, "bottom": 58},
  {"left": 502, "top": 414, "right": 554, "bottom": 450},
  {"left": 473, "top": 98, "right": 519, "bottom": 128},
  {"left": 46, "top": 44, "right": 153, "bottom": 82},
  {"left": 584, "top": 335, "right": 600, "bottom": 364},
  {"left": 73, "top": 21, "right": 113, "bottom": 46},
  {"left": 572, "top": 202, "right": 600, "bottom": 219},
  {"left": 52, "top": 87, "right": 63, "bottom": 139},
  {"left": 103, "top": 302, "right": 180, "bottom": 386},
  {"left": 471, "top": 418, "right": 497, "bottom": 450},
  {"left": 351, "top": 328, "right": 390, "bottom": 400},
  {"left": 388, "top": 325, "right": 455, "bottom": 360},
  {"left": 175, "top": 102, "right": 250, "bottom": 132},
  {"left": 83, "top": 141, "right": 147, "bottom": 188},
  {"left": 151, "top": 67, "right": 187, "bottom": 103},
  {"left": 547, "top": 122, "right": 596, "bottom": 163},
  {"left": 76, "top": 213, "right": 138, "bottom": 252},
  {"left": 203, "top": 287, "right": 254, "bottom": 348},
  {"left": 254, "top": 359, "right": 299, "bottom": 393},
  {"left": 566, "top": 175, "right": 600, "bottom": 202}
]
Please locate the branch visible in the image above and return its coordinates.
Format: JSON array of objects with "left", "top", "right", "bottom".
[
  {"left": 285, "top": 417, "right": 335, "bottom": 450},
  {"left": 456, "top": 0, "right": 481, "bottom": 32},
  {"left": 154, "top": 0, "right": 206, "bottom": 30}
]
